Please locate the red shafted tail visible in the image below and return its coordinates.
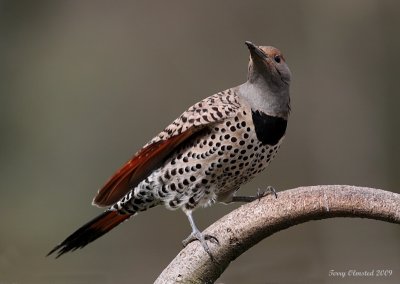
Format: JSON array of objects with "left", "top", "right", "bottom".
[
  {"left": 47, "top": 211, "right": 131, "bottom": 258},
  {"left": 92, "top": 128, "right": 200, "bottom": 207}
]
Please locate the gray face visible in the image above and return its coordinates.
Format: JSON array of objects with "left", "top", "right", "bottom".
[
  {"left": 246, "top": 43, "right": 292, "bottom": 88},
  {"left": 239, "top": 42, "right": 291, "bottom": 119}
]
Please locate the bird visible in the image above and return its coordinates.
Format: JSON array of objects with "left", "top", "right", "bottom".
[{"left": 47, "top": 41, "right": 292, "bottom": 259}]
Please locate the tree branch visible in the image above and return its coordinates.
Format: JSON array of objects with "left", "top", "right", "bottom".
[{"left": 155, "top": 185, "right": 400, "bottom": 284}]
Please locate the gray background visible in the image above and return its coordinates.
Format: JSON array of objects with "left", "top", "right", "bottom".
[{"left": 0, "top": 1, "right": 399, "bottom": 283}]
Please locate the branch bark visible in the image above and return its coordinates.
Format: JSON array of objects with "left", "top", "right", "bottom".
[{"left": 155, "top": 185, "right": 400, "bottom": 284}]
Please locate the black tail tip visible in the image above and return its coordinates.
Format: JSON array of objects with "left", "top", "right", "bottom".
[
  {"left": 46, "top": 210, "right": 131, "bottom": 258},
  {"left": 46, "top": 245, "right": 60, "bottom": 258},
  {"left": 46, "top": 243, "right": 74, "bottom": 258}
]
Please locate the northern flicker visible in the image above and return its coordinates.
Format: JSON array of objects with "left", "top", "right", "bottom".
[{"left": 48, "top": 41, "right": 291, "bottom": 258}]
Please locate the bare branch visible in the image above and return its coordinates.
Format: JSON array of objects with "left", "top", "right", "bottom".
[{"left": 155, "top": 185, "right": 400, "bottom": 284}]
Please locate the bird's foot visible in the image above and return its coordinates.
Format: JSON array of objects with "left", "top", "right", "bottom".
[
  {"left": 257, "top": 186, "right": 278, "bottom": 200},
  {"left": 231, "top": 186, "right": 278, "bottom": 203},
  {"left": 182, "top": 230, "right": 219, "bottom": 260}
]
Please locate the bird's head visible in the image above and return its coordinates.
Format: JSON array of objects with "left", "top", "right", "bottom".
[{"left": 245, "top": 41, "right": 291, "bottom": 88}]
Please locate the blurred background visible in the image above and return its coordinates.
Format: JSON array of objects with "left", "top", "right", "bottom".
[{"left": 0, "top": 0, "right": 399, "bottom": 283}]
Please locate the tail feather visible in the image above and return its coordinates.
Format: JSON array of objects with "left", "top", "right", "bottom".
[{"left": 47, "top": 210, "right": 131, "bottom": 258}]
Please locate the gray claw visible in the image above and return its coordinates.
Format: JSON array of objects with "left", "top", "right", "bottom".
[
  {"left": 257, "top": 186, "right": 278, "bottom": 200},
  {"left": 182, "top": 231, "right": 219, "bottom": 260}
]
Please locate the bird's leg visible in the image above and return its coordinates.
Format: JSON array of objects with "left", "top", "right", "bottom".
[
  {"left": 231, "top": 186, "right": 278, "bottom": 203},
  {"left": 182, "top": 212, "right": 219, "bottom": 259}
]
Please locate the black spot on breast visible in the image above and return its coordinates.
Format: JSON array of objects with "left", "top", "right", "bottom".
[
  {"left": 251, "top": 110, "right": 287, "bottom": 145},
  {"left": 133, "top": 198, "right": 144, "bottom": 205}
]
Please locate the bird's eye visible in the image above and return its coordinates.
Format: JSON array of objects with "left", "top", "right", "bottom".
[{"left": 274, "top": 55, "right": 281, "bottom": 63}]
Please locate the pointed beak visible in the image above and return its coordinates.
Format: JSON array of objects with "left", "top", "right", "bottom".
[{"left": 245, "top": 41, "right": 268, "bottom": 61}]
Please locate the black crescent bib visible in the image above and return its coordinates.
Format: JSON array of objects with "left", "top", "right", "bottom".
[{"left": 251, "top": 110, "right": 287, "bottom": 145}]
